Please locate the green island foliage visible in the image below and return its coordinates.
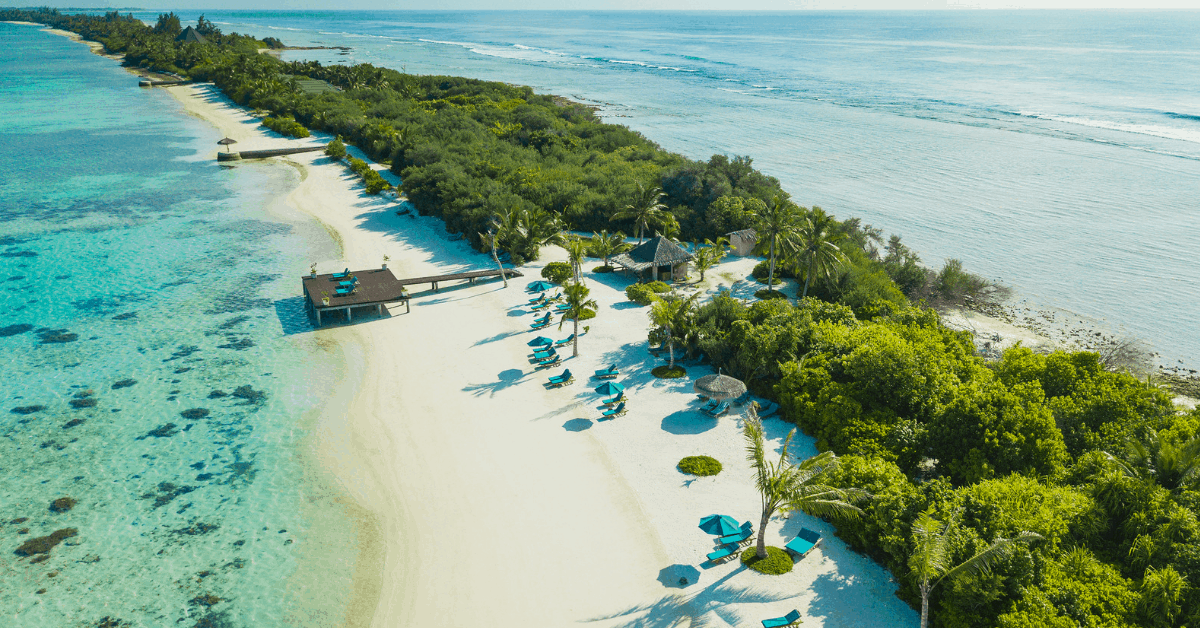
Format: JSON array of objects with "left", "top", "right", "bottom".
[
  {"left": 625, "top": 283, "right": 661, "bottom": 305},
  {"left": 346, "top": 157, "right": 391, "bottom": 195},
  {"left": 755, "top": 289, "right": 788, "bottom": 300},
  {"left": 740, "top": 546, "right": 793, "bottom": 575},
  {"left": 591, "top": 265, "right": 613, "bottom": 273},
  {"left": 8, "top": 8, "right": 1199, "bottom": 627},
  {"left": 540, "top": 262, "right": 572, "bottom": 284},
  {"left": 651, "top": 365, "right": 686, "bottom": 379},
  {"left": 645, "top": 280, "right": 671, "bottom": 293},
  {"left": 262, "top": 114, "right": 309, "bottom": 138},
  {"left": 678, "top": 455, "right": 722, "bottom": 476},
  {"left": 324, "top": 137, "right": 346, "bottom": 160}
]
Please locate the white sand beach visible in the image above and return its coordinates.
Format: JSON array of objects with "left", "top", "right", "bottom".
[{"left": 42, "top": 26, "right": 919, "bottom": 626}]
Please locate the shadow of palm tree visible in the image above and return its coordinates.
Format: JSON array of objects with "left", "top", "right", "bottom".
[
  {"left": 588, "top": 566, "right": 793, "bottom": 628},
  {"left": 462, "top": 368, "right": 527, "bottom": 398}
]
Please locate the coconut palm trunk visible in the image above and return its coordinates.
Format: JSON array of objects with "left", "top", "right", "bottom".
[{"left": 768, "top": 237, "right": 777, "bottom": 290}]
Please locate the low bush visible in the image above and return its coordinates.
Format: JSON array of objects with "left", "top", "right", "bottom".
[
  {"left": 541, "top": 262, "right": 572, "bottom": 284},
  {"left": 625, "top": 284, "right": 660, "bottom": 305},
  {"left": 652, "top": 365, "right": 687, "bottom": 379},
  {"left": 740, "top": 546, "right": 793, "bottom": 575},
  {"left": 324, "top": 137, "right": 346, "bottom": 160},
  {"left": 591, "top": 265, "right": 614, "bottom": 273},
  {"left": 262, "top": 115, "right": 309, "bottom": 139},
  {"left": 646, "top": 281, "right": 671, "bottom": 293},
  {"left": 755, "top": 289, "right": 787, "bottom": 300},
  {"left": 752, "top": 260, "right": 793, "bottom": 280},
  {"left": 678, "top": 455, "right": 722, "bottom": 476}
]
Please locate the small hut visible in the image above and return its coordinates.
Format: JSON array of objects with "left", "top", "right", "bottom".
[
  {"left": 726, "top": 228, "right": 757, "bottom": 256},
  {"left": 611, "top": 235, "right": 694, "bottom": 282},
  {"left": 175, "top": 26, "right": 207, "bottom": 44}
]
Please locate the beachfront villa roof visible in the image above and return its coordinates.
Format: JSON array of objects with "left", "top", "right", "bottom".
[
  {"left": 176, "top": 27, "right": 207, "bottom": 44},
  {"left": 726, "top": 228, "right": 756, "bottom": 240},
  {"left": 610, "top": 236, "right": 694, "bottom": 272}
]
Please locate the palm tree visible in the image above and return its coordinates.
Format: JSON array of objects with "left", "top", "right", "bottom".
[
  {"left": 612, "top": 183, "right": 669, "bottom": 244},
  {"left": 491, "top": 207, "right": 526, "bottom": 265},
  {"left": 519, "top": 208, "right": 565, "bottom": 260},
  {"left": 590, "top": 230, "right": 630, "bottom": 268},
  {"left": 744, "top": 412, "right": 867, "bottom": 559},
  {"left": 648, "top": 293, "right": 699, "bottom": 369},
  {"left": 561, "top": 236, "right": 589, "bottom": 283},
  {"left": 692, "top": 237, "right": 728, "bottom": 282},
  {"left": 909, "top": 508, "right": 1043, "bottom": 628},
  {"left": 479, "top": 226, "right": 509, "bottom": 288},
  {"left": 751, "top": 196, "right": 804, "bottom": 292},
  {"left": 795, "top": 206, "right": 847, "bottom": 299},
  {"left": 1139, "top": 565, "right": 1187, "bottom": 627},
  {"left": 557, "top": 282, "right": 597, "bottom": 357}
]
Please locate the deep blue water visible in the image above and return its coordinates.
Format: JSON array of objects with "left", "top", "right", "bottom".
[
  {"left": 151, "top": 9, "right": 1200, "bottom": 366},
  {"left": 0, "top": 23, "right": 356, "bottom": 626}
]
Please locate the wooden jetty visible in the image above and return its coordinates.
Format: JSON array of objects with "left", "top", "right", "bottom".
[
  {"left": 218, "top": 146, "right": 325, "bottom": 162},
  {"left": 303, "top": 267, "right": 520, "bottom": 326}
]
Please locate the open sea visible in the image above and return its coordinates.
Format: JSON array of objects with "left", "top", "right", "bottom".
[
  {"left": 0, "top": 23, "right": 360, "bottom": 626},
  {"left": 157, "top": 9, "right": 1199, "bottom": 368}
]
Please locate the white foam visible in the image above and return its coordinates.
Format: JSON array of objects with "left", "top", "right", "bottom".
[{"left": 1018, "top": 111, "right": 1200, "bottom": 145}]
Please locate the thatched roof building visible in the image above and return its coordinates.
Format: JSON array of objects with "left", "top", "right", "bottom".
[
  {"left": 175, "top": 27, "right": 207, "bottom": 44},
  {"left": 611, "top": 235, "right": 694, "bottom": 281}
]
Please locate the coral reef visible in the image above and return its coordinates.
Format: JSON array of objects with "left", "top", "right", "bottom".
[
  {"left": 180, "top": 408, "right": 210, "bottom": 420},
  {"left": 10, "top": 405, "right": 45, "bottom": 414},
  {"left": 111, "top": 379, "right": 137, "bottom": 389},
  {"left": 49, "top": 497, "right": 77, "bottom": 513},
  {"left": 37, "top": 329, "right": 79, "bottom": 344},
  {"left": 173, "top": 522, "right": 219, "bottom": 536},
  {"left": 69, "top": 398, "right": 98, "bottom": 409},
  {"left": 231, "top": 385, "right": 266, "bottom": 404},
  {"left": 142, "top": 482, "right": 196, "bottom": 509},
  {"left": 0, "top": 323, "right": 33, "bottom": 336},
  {"left": 207, "top": 390, "right": 227, "bottom": 399},
  {"left": 63, "top": 418, "right": 85, "bottom": 429},
  {"left": 190, "top": 594, "right": 223, "bottom": 608},
  {"left": 14, "top": 528, "right": 78, "bottom": 556}
]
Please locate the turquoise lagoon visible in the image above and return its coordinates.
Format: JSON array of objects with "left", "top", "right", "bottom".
[{"left": 0, "top": 24, "right": 361, "bottom": 626}]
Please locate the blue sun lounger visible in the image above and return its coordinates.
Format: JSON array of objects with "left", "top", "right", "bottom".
[
  {"left": 554, "top": 303, "right": 572, "bottom": 312},
  {"left": 530, "top": 314, "right": 551, "bottom": 329},
  {"left": 716, "top": 528, "right": 753, "bottom": 546},
  {"left": 536, "top": 354, "right": 561, "bottom": 368},
  {"left": 705, "top": 400, "right": 730, "bottom": 417},
  {"left": 527, "top": 293, "right": 546, "bottom": 304},
  {"left": 331, "top": 268, "right": 350, "bottom": 279},
  {"left": 555, "top": 334, "right": 575, "bottom": 347},
  {"left": 601, "top": 401, "right": 626, "bottom": 418},
  {"left": 594, "top": 364, "right": 618, "bottom": 379},
  {"left": 706, "top": 545, "right": 738, "bottom": 564},
  {"left": 335, "top": 285, "right": 355, "bottom": 295},
  {"left": 785, "top": 528, "right": 822, "bottom": 559},
  {"left": 602, "top": 394, "right": 625, "bottom": 407},
  {"left": 337, "top": 277, "right": 358, "bottom": 287},
  {"left": 547, "top": 369, "right": 573, "bottom": 387},
  {"left": 761, "top": 610, "right": 802, "bottom": 628},
  {"left": 700, "top": 398, "right": 719, "bottom": 413}
]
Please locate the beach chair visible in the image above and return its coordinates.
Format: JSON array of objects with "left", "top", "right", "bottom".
[
  {"left": 706, "top": 545, "right": 738, "bottom": 564},
  {"left": 761, "top": 610, "right": 802, "bottom": 628},
  {"left": 547, "top": 369, "right": 573, "bottom": 387},
  {"left": 716, "top": 529, "right": 753, "bottom": 547},
  {"left": 536, "top": 355, "right": 561, "bottom": 368},
  {"left": 533, "top": 348, "right": 556, "bottom": 359},
  {"left": 331, "top": 268, "right": 350, "bottom": 279},
  {"left": 705, "top": 400, "right": 730, "bottom": 417},
  {"left": 554, "top": 303, "right": 572, "bottom": 312},
  {"left": 531, "top": 300, "right": 551, "bottom": 311},
  {"left": 700, "top": 398, "right": 719, "bottom": 413},
  {"left": 593, "top": 364, "right": 618, "bottom": 379},
  {"left": 527, "top": 293, "right": 546, "bottom": 304},
  {"left": 337, "top": 277, "right": 358, "bottom": 287},
  {"left": 601, "top": 401, "right": 626, "bottom": 418},
  {"left": 784, "top": 528, "right": 822, "bottom": 559},
  {"left": 335, "top": 285, "right": 355, "bottom": 295},
  {"left": 548, "top": 291, "right": 563, "bottom": 302},
  {"left": 530, "top": 314, "right": 551, "bottom": 330},
  {"left": 555, "top": 334, "right": 575, "bottom": 347},
  {"left": 602, "top": 394, "right": 626, "bottom": 407}
]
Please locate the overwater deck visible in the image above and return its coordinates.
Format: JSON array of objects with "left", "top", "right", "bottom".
[{"left": 302, "top": 267, "right": 521, "bottom": 326}]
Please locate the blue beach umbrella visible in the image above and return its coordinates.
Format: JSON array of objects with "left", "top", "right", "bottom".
[
  {"left": 528, "top": 280, "right": 555, "bottom": 292},
  {"left": 698, "top": 514, "right": 741, "bottom": 536},
  {"left": 528, "top": 336, "right": 553, "bottom": 348},
  {"left": 594, "top": 381, "right": 625, "bottom": 396}
]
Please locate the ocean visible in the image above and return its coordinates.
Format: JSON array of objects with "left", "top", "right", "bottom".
[
  {"left": 0, "top": 23, "right": 360, "bottom": 626},
  {"left": 160, "top": 9, "right": 1199, "bottom": 368}
]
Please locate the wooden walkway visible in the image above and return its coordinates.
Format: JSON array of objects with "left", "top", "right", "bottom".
[
  {"left": 396, "top": 268, "right": 522, "bottom": 292},
  {"left": 218, "top": 146, "right": 325, "bottom": 162},
  {"left": 302, "top": 267, "right": 521, "bottom": 326}
]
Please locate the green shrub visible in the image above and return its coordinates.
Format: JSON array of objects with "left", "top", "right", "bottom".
[
  {"left": 752, "top": 260, "right": 792, "bottom": 280},
  {"left": 347, "top": 157, "right": 370, "bottom": 176},
  {"left": 262, "top": 115, "right": 309, "bottom": 139},
  {"left": 362, "top": 170, "right": 391, "bottom": 195},
  {"left": 591, "top": 265, "right": 613, "bottom": 273},
  {"left": 678, "top": 455, "right": 722, "bottom": 476},
  {"left": 646, "top": 280, "right": 671, "bottom": 293},
  {"left": 325, "top": 137, "right": 346, "bottom": 160},
  {"left": 541, "top": 262, "right": 572, "bottom": 284},
  {"left": 740, "top": 546, "right": 793, "bottom": 575},
  {"left": 651, "top": 365, "right": 687, "bottom": 379},
  {"left": 625, "top": 284, "right": 660, "bottom": 305},
  {"left": 755, "top": 289, "right": 787, "bottom": 300}
]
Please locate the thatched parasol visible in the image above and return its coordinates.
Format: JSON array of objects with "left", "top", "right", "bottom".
[
  {"left": 693, "top": 370, "right": 746, "bottom": 401},
  {"left": 217, "top": 138, "right": 237, "bottom": 153}
]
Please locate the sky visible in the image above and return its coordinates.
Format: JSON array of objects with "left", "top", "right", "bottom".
[{"left": 5, "top": 0, "right": 1200, "bottom": 10}]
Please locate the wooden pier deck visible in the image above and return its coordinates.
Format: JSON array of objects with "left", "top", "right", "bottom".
[{"left": 302, "top": 267, "right": 521, "bottom": 326}]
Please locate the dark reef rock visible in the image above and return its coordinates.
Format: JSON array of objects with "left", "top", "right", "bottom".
[
  {"left": 173, "top": 521, "right": 219, "bottom": 536},
  {"left": 111, "top": 312, "right": 138, "bottom": 321},
  {"left": 144, "top": 482, "right": 195, "bottom": 509},
  {"left": 165, "top": 345, "right": 201, "bottom": 361},
  {"left": 38, "top": 329, "right": 79, "bottom": 344},
  {"left": 180, "top": 408, "right": 210, "bottom": 420},
  {"left": 190, "top": 594, "right": 223, "bottom": 608},
  {"left": 218, "top": 315, "right": 251, "bottom": 330},
  {"left": 111, "top": 379, "right": 137, "bottom": 390},
  {"left": 96, "top": 618, "right": 130, "bottom": 628},
  {"left": 69, "top": 398, "right": 97, "bottom": 409},
  {"left": 140, "top": 423, "right": 179, "bottom": 439},
  {"left": 207, "top": 390, "right": 227, "bottom": 399},
  {"left": 11, "top": 405, "right": 45, "bottom": 415},
  {"left": 0, "top": 323, "right": 33, "bottom": 337},
  {"left": 63, "top": 418, "right": 85, "bottom": 429},
  {"left": 1, "top": 250, "right": 38, "bottom": 258},
  {"left": 49, "top": 497, "right": 77, "bottom": 513},
  {"left": 174, "top": 367, "right": 191, "bottom": 374},
  {"left": 14, "top": 528, "right": 77, "bottom": 556},
  {"left": 231, "top": 385, "right": 266, "bottom": 404},
  {"left": 217, "top": 338, "right": 254, "bottom": 351},
  {"left": 10, "top": 517, "right": 28, "bottom": 524}
]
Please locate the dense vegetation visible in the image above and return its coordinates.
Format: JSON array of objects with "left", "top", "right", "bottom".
[{"left": 9, "top": 9, "right": 1198, "bottom": 626}]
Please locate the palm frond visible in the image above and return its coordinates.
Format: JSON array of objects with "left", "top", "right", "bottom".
[{"left": 938, "top": 531, "right": 1043, "bottom": 587}]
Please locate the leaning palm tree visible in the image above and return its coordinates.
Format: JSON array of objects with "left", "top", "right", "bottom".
[
  {"left": 751, "top": 196, "right": 805, "bottom": 292},
  {"left": 611, "top": 183, "right": 669, "bottom": 244},
  {"left": 648, "top": 293, "right": 699, "bottom": 369},
  {"left": 692, "top": 237, "right": 728, "bottom": 282},
  {"left": 519, "top": 208, "right": 565, "bottom": 260},
  {"left": 561, "top": 236, "right": 590, "bottom": 283},
  {"left": 744, "top": 412, "right": 867, "bottom": 560},
  {"left": 557, "top": 282, "right": 597, "bottom": 357},
  {"left": 590, "top": 230, "right": 630, "bottom": 269},
  {"left": 479, "top": 225, "right": 509, "bottom": 288},
  {"left": 490, "top": 207, "right": 527, "bottom": 265},
  {"left": 910, "top": 508, "right": 1043, "bottom": 628},
  {"left": 795, "top": 206, "right": 847, "bottom": 299}
]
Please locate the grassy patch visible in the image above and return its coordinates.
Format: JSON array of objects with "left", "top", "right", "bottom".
[
  {"left": 591, "top": 265, "right": 614, "bottom": 273},
  {"left": 755, "top": 289, "right": 788, "bottom": 300},
  {"left": 740, "top": 546, "right": 793, "bottom": 575},
  {"left": 678, "top": 455, "right": 722, "bottom": 476},
  {"left": 651, "top": 365, "right": 687, "bottom": 379}
]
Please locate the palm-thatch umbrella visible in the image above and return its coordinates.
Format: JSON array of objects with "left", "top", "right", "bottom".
[
  {"left": 693, "top": 369, "right": 746, "bottom": 401},
  {"left": 217, "top": 138, "right": 237, "bottom": 153}
]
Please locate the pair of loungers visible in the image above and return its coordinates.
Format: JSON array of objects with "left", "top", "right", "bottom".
[
  {"left": 331, "top": 268, "right": 351, "bottom": 279},
  {"left": 593, "top": 364, "right": 618, "bottom": 379},
  {"left": 547, "top": 369, "right": 573, "bottom": 387},
  {"left": 706, "top": 521, "right": 754, "bottom": 563},
  {"left": 701, "top": 399, "right": 730, "bottom": 417},
  {"left": 601, "top": 401, "right": 626, "bottom": 418},
  {"left": 530, "top": 314, "right": 552, "bottom": 329}
]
